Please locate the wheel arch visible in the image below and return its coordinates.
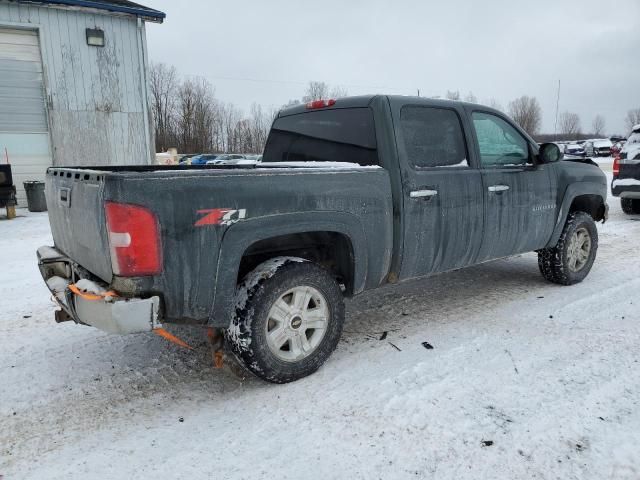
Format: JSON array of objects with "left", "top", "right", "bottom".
[
  {"left": 546, "top": 183, "right": 607, "bottom": 248},
  {"left": 208, "top": 212, "right": 368, "bottom": 327}
]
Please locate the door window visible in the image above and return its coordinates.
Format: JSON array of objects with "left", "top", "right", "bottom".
[
  {"left": 400, "top": 106, "right": 468, "bottom": 168},
  {"left": 472, "top": 112, "right": 530, "bottom": 167}
]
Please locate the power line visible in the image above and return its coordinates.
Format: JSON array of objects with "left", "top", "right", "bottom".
[{"left": 181, "top": 72, "right": 409, "bottom": 93}]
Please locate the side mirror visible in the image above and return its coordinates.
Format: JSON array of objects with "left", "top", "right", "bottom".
[{"left": 539, "top": 143, "right": 563, "bottom": 163}]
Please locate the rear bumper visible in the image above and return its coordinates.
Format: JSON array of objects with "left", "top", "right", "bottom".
[
  {"left": 611, "top": 178, "right": 640, "bottom": 198},
  {"left": 37, "top": 246, "right": 161, "bottom": 334}
]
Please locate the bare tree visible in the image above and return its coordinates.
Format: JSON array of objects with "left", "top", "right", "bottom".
[
  {"left": 303, "top": 81, "right": 330, "bottom": 102},
  {"left": 176, "top": 77, "right": 217, "bottom": 153},
  {"left": 625, "top": 108, "right": 640, "bottom": 132},
  {"left": 149, "top": 62, "right": 178, "bottom": 152},
  {"left": 464, "top": 91, "right": 477, "bottom": 103},
  {"left": 485, "top": 98, "right": 503, "bottom": 112},
  {"left": 558, "top": 111, "right": 582, "bottom": 138},
  {"left": 446, "top": 90, "right": 460, "bottom": 101},
  {"left": 508, "top": 96, "right": 542, "bottom": 135},
  {"left": 283, "top": 99, "right": 301, "bottom": 108},
  {"left": 330, "top": 85, "right": 349, "bottom": 99},
  {"left": 149, "top": 59, "right": 293, "bottom": 156},
  {"left": 591, "top": 115, "right": 606, "bottom": 137}
]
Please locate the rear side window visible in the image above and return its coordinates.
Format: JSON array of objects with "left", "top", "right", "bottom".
[
  {"left": 263, "top": 108, "right": 378, "bottom": 166},
  {"left": 400, "top": 106, "right": 468, "bottom": 168}
]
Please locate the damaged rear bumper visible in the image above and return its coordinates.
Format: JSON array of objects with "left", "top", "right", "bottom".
[{"left": 37, "top": 245, "right": 161, "bottom": 335}]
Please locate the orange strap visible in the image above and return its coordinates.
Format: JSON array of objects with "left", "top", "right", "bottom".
[
  {"left": 68, "top": 283, "right": 117, "bottom": 301},
  {"left": 153, "top": 328, "right": 193, "bottom": 350}
]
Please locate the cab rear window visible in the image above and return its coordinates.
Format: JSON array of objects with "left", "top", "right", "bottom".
[{"left": 263, "top": 108, "right": 378, "bottom": 166}]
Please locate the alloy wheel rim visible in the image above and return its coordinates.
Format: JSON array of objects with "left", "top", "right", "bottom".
[
  {"left": 265, "top": 286, "right": 329, "bottom": 362},
  {"left": 567, "top": 227, "right": 591, "bottom": 272}
]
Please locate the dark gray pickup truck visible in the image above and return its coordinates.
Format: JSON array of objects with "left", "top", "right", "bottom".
[{"left": 38, "top": 95, "right": 608, "bottom": 383}]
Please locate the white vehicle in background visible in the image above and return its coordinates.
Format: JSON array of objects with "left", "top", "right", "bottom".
[
  {"left": 205, "top": 154, "right": 246, "bottom": 165},
  {"left": 585, "top": 139, "right": 613, "bottom": 157}
]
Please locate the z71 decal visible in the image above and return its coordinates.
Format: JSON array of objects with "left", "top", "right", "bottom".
[{"left": 195, "top": 208, "right": 247, "bottom": 227}]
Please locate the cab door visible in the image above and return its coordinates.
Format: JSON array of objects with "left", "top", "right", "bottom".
[
  {"left": 469, "top": 110, "right": 557, "bottom": 261},
  {"left": 392, "top": 102, "right": 484, "bottom": 280}
]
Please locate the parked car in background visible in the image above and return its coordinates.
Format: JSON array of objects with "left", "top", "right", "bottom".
[
  {"left": 585, "top": 139, "right": 612, "bottom": 157},
  {"left": 564, "top": 143, "right": 586, "bottom": 157},
  {"left": 205, "top": 154, "right": 246, "bottom": 165},
  {"left": 190, "top": 154, "right": 220, "bottom": 165},
  {"left": 612, "top": 124, "right": 640, "bottom": 214},
  {"left": 178, "top": 154, "right": 199, "bottom": 164}
]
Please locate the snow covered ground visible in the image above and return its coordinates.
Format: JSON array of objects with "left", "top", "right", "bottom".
[{"left": 2, "top": 163, "right": 640, "bottom": 479}]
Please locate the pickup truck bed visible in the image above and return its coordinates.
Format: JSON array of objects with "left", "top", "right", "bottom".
[{"left": 44, "top": 163, "right": 393, "bottom": 325}]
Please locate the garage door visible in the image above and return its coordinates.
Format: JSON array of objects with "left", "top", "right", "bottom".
[{"left": 0, "top": 28, "right": 50, "bottom": 206}]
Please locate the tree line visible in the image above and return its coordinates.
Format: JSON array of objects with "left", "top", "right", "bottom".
[
  {"left": 149, "top": 65, "right": 352, "bottom": 154},
  {"left": 445, "top": 89, "right": 640, "bottom": 141},
  {"left": 150, "top": 62, "right": 278, "bottom": 154},
  {"left": 150, "top": 62, "right": 640, "bottom": 154}
]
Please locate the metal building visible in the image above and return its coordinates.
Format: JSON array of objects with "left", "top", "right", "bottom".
[{"left": 0, "top": 0, "right": 165, "bottom": 204}]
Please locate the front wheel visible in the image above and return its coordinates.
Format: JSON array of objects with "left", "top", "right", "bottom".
[
  {"left": 538, "top": 211, "right": 598, "bottom": 285},
  {"left": 226, "top": 257, "right": 345, "bottom": 383},
  {"left": 621, "top": 198, "right": 640, "bottom": 215}
]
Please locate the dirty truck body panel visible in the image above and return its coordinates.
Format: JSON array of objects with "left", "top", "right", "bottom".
[
  {"left": 45, "top": 165, "right": 393, "bottom": 326},
  {"left": 39, "top": 95, "right": 608, "bottom": 333}
]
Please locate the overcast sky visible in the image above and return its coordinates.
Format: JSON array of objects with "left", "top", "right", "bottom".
[{"left": 143, "top": 0, "right": 640, "bottom": 135}]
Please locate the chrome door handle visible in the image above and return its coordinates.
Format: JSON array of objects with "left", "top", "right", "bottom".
[
  {"left": 488, "top": 185, "right": 510, "bottom": 193},
  {"left": 410, "top": 189, "right": 438, "bottom": 198}
]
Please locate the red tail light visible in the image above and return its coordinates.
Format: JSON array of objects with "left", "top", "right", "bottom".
[
  {"left": 105, "top": 202, "right": 162, "bottom": 276},
  {"left": 305, "top": 99, "right": 336, "bottom": 109},
  {"left": 613, "top": 156, "right": 620, "bottom": 176}
]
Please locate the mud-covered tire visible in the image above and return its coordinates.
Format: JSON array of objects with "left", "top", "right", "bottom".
[
  {"left": 225, "top": 257, "right": 344, "bottom": 383},
  {"left": 621, "top": 198, "right": 640, "bottom": 215},
  {"left": 538, "top": 212, "right": 598, "bottom": 285}
]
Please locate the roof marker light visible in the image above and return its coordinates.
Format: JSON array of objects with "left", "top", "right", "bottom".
[{"left": 305, "top": 99, "right": 336, "bottom": 109}]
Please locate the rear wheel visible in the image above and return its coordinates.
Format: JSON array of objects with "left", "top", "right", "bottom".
[
  {"left": 621, "top": 198, "right": 640, "bottom": 215},
  {"left": 538, "top": 212, "right": 598, "bottom": 285},
  {"left": 226, "top": 257, "right": 344, "bottom": 383}
]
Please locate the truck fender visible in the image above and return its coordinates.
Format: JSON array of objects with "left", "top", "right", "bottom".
[
  {"left": 208, "top": 211, "right": 368, "bottom": 327},
  {"left": 546, "top": 181, "right": 607, "bottom": 248}
]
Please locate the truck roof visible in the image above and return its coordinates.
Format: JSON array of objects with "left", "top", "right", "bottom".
[{"left": 277, "top": 95, "right": 483, "bottom": 118}]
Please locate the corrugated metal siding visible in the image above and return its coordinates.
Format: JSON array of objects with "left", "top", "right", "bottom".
[
  {"left": 0, "top": 29, "right": 48, "bottom": 132},
  {"left": 0, "top": 27, "right": 50, "bottom": 204},
  {"left": 0, "top": 1, "right": 153, "bottom": 168}
]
